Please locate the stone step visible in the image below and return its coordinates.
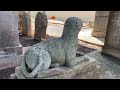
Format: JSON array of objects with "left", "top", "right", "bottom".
[
  {"left": 0, "top": 55, "right": 23, "bottom": 70},
  {"left": 0, "top": 44, "right": 23, "bottom": 55}
]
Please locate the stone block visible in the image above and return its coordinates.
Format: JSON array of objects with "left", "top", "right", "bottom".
[
  {"left": 93, "top": 17, "right": 108, "bottom": 32},
  {"left": 34, "top": 11, "right": 48, "bottom": 41},
  {"left": 102, "top": 46, "right": 120, "bottom": 59},
  {"left": 0, "top": 11, "right": 19, "bottom": 48},
  {"left": 10, "top": 56, "right": 102, "bottom": 79},
  {"left": 0, "top": 44, "right": 23, "bottom": 70},
  {"left": 92, "top": 11, "right": 109, "bottom": 38},
  {"left": 88, "top": 20, "right": 94, "bottom": 28},
  {"left": 96, "top": 11, "right": 110, "bottom": 16},
  {"left": 102, "top": 11, "right": 120, "bottom": 59},
  {"left": 0, "top": 55, "right": 23, "bottom": 70},
  {"left": 0, "top": 44, "right": 23, "bottom": 55},
  {"left": 22, "top": 11, "right": 32, "bottom": 37},
  {"left": 92, "top": 31, "right": 106, "bottom": 38}
]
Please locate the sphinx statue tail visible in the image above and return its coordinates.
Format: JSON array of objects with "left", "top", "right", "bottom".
[{"left": 21, "top": 53, "right": 43, "bottom": 78}]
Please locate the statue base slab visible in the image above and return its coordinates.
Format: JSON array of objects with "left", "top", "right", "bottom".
[{"left": 10, "top": 55, "right": 102, "bottom": 79}]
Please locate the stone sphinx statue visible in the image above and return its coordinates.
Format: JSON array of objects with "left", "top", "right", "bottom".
[{"left": 11, "top": 17, "right": 84, "bottom": 79}]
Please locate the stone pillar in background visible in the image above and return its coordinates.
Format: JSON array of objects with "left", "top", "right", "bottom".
[
  {"left": 34, "top": 11, "right": 48, "bottom": 41},
  {"left": 18, "top": 11, "right": 23, "bottom": 32},
  {"left": 88, "top": 20, "right": 94, "bottom": 28},
  {"left": 0, "top": 11, "right": 23, "bottom": 55},
  {"left": 102, "top": 11, "right": 120, "bottom": 59},
  {"left": 92, "top": 11, "right": 110, "bottom": 38},
  {"left": 22, "top": 11, "right": 32, "bottom": 37}
]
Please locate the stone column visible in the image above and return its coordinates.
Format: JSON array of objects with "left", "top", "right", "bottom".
[
  {"left": 92, "top": 11, "right": 110, "bottom": 38},
  {"left": 18, "top": 11, "right": 23, "bottom": 32},
  {"left": 34, "top": 11, "right": 48, "bottom": 41},
  {"left": 22, "top": 11, "right": 32, "bottom": 37},
  {"left": 0, "top": 11, "right": 23, "bottom": 55},
  {"left": 102, "top": 11, "right": 120, "bottom": 59}
]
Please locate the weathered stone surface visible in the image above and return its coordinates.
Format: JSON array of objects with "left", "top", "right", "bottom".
[
  {"left": 0, "top": 11, "right": 23, "bottom": 56},
  {"left": 96, "top": 11, "right": 110, "bottom": 16},
  {"left": 92, "top": 11, "right": 110, "bottom": 38},
  {"left": 42, "top": 57, "right": 101, "bottom": 79},
  {"left": 10, "top": 73, "right": 17, "bottom": 79},
  {"left": 86, "top": 51, "right": 120, "bottom": 79},
  {"left": 11, "top": 17, "right": 83, "bottom": 79},
  {"left": 0, "top": 44, "right": 23, "bottom": 55},
  {"left": 0, "top": 55, "right": 23, "bottom": 70},
  {"left": 102, "top": 11, "right": 120, "bottom": 59},
  {"left": 22, "top": 11, "right": 32, "bottom": 36},
  {"left": 34, "top": 11, "right": 48, "bottom": 41},
  {"left": 88, "top": 20, "right": 94, "bottom": 28},
  {"left": 10, "top": 56, "right": 102, "bottom": 79},
  {"left": 0, "top": 11, "right": 19, "bottom": 48},
  {"left": 72, "top": 65, "right": 101, "bottom": 79},
  {"left": 0, "top": 44, "right": 23, "bottom": 70},
  {"left": 92, "top": 31, "right": 106, "bottom": 38},
  {"left": 18, "top": 11, "right": 23, "bottom": 31},
  {"left": 93, "top": 17, "right": 108, "bottom": 32}
]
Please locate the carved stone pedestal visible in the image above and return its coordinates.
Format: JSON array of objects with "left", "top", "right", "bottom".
[
  {"left": 0, "top": 11, "right": 23, "bottom": 70},
  {"left": 10, "top": 55, "right": 102, "bottom": 79}
]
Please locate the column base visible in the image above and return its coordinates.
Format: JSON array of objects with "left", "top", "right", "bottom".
[
  {"left": 0, "top": 43, "right": 23, "bottom": 55},
  {"left": 102, "top": 46, "right": 120, "bottom": 59},
  {"left": 0, "top": 43, "right": 23, "bottom": 70},
  {"left": 92, "top": 31, "right": 106, "bottom": 38}
]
